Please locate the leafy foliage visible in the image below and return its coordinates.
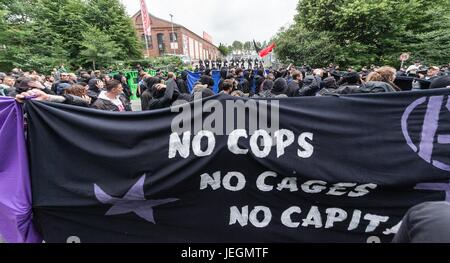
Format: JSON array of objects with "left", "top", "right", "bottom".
[
  {"left": 218, "top": 43, "right": 231, "bottom": 56},
  {"left": 274, "top": 0, "right": 450, "bottom": 68},
  {"left": 0, "top": 0, "right": 143, "bottom": 72},
  {"left": 80, "top": 27, "right": 121, "bottom": 70}
]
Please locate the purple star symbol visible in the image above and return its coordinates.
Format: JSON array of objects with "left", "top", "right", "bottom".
[{"left": 94, "top": 175, "right": 178, "bottom": 224}]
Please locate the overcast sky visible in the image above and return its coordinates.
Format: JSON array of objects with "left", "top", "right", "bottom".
[{"left": 120, "top": 0, "right": 298, "bottom": 46}]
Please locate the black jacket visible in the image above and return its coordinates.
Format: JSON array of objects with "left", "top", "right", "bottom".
[
  {"left": 91, "top": 94, "right": 132, "bottom": 112},
  {"left": 62, "top": 94, "right": 90, "bottom": 107},
  {"left": 176, "top": 78, "right": 189, "bottom": 94},
  {"left": 287, "top": 80, "right": 301, "bottom": 97},
  {"left": 142, "top": 79, "right": 177, "bottom": 111}
]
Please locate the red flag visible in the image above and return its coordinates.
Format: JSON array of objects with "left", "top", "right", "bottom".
[
  {"left": 140, "top": 0, "right": 152, "bottom": 36},
  {"left": 259, "top": 43, "right": 276, "bottom": 58}
]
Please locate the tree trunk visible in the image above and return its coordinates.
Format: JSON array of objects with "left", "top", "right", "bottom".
[{"left": 93, "top": 60, "right": 96, "bottom": 71}]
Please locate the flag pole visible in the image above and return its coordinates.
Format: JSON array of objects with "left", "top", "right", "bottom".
[
  {"left": 140, "top": 0, "right": 151, "bottom": 58},
  {"left": 144, "top": 34, "right": 150, "bottom": 58}
]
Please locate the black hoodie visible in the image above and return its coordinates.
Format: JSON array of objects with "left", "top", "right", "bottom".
[
  {"left": 87, "top": 78, "right": 102, "bottom": 103},
  {"left": 271, "top": 78, "right": 289, "bottom": 96},
  {"left": 176, "top": 71, "right": 189, "bottom": 94},
  {"left": 140, "top": 77, "right": 161, "bottom": 111},
  {"left": 144, "top": 79, "right": 178, "bottom": 111}
]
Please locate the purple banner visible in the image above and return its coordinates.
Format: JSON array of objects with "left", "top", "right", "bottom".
[{"left": 0, "top": 97, "right": 41, "bottom": 243}]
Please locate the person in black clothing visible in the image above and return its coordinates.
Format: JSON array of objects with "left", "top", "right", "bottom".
[
  {"left": 51, "top": 72, "right": 72, "bottom": 94},
  {"left": 145, "top": 78, "right": 181, "bottom": 110},
  {"left": 216, "top": 58, "right": 222, "bottom": 69},
  {"left": 235, "top": 68, "right": 250, "bottom": 95},
  {"left": 430, "top": 76, "right": 450, "bottom": 89},
  {"left": 298, "top": 75, "right": 321, "bottom": 96},
  {"left": 176, "top": 71, "right": 190, "bottom": 94},
  {"left": 254, "top": 69, "right": 266, "bottom": 93},
  {"left": 87, "top": 78, "right": 104, "bottom": 104},
  {"left": 200, "top": 69, "right": 215, "bottom": 89},
  {"left": 218, "top": 68, "right": 228, "bottom": 92},
  {"left": 270, "top": 78, "right": 289, "bottom": 98},
  {"left": 243, "top": 70, "right": 254, "bottom": 95},
  {"left": 287, "top": 70, "right": 303, "bottom": 97},
  {"left": 141, "top": 77, "right": 162, "bottom": 111},
  {"left": 247, "top": 58, "right": 253, "bottom": 69},
  {"left": 393, "top": 202, "right": 450, "bottom": 243},
  {"left": 254, "top": 79, "right": 274, "bottom": 98},
  {"left": 337, "top": 72, "right": 362, "bottom": 87}
]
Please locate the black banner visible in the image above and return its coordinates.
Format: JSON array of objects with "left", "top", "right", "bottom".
[{"left": 27, "top": 90, "right": 450, "bottom": 243}]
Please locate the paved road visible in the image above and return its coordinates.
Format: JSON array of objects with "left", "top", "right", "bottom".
[{"left": 131, "top": 99, "right": 141, "bottom": 112}]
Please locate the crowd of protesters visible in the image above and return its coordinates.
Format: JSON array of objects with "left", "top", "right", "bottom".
[
  {"left": 1, "top": 60, "right": 450, "bottom": 112},
  {"left": 2, "top": 62, "right": 450, "bottom": 243}
]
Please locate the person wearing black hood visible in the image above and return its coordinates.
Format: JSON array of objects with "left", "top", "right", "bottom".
[
  {"left": 87, "top": 78, "right": 104, "bottom": 104},
  {"left": 337, "top": 72, "right": 362, "bottom": 88},
  {"left": 141, "top": 77, "right": 162, "bottom": 111},
  {"left": 298, "top": 75, "right": 321, "bottom": 96},
  {"left": 243, "top": 70, "right": 254, "bottom": 96},
  {"left": 218, "top": 67, "right": 228, "bottom": 92},
  {"left": 254, "top": 79, "right": 274, "bottom": 98},
  {"left": 145, "top": 78, "right": 178, "bottom": 110},
  {"left": 270, "top": 78, "right": 289, "bottom": 98},
  {"left": 176, "top": 71, "right": 189, "bottom": 94},
  {"left": 254, "top": 69, "right": 266, "bottom": 93},
  {"left": 317, "top": 77, "right": 339, "bottom": 96}
]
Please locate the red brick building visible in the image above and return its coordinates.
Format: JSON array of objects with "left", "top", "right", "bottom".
[{"left": 131, "top": 12, "right": 219, "bottom": 60}]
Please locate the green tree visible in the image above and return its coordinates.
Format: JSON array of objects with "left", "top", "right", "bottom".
[
  {"left": 274, "top": 0, "right": 450, "bottom": 67},
  {"left": 243, "top": 41, "right": 252, "bottom": 54},
  {"left": 0, "top": 0, "right": 70, "bottom": 72},
  {"left": 232, "top": 41, "right": 243, "bottom": 53},
  {"left": 218, "top": 43, "right": 230, "bottom": 56},
  {"left": 83, "top": 0, "right": 143, "bottom": 60},
  {"left": 35, "top": 0, "right": 89, "bottom": 62},
  {"left": 0, "top": 0, "right": 143, "bottom": 72},
  {"left": 275, "top": 26, "right": 342, "bottom": 66},
  {"left": 79, "top": 27, "right": 120, "bottom": 70}
]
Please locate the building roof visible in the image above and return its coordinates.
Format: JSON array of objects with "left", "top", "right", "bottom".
[{"left": 131, "top": 11, "right": 217, "bottom": 48}]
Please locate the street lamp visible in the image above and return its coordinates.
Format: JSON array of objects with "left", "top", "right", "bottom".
[{"left": 170, "top": 14, "right": 176, "bottom": 55}]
